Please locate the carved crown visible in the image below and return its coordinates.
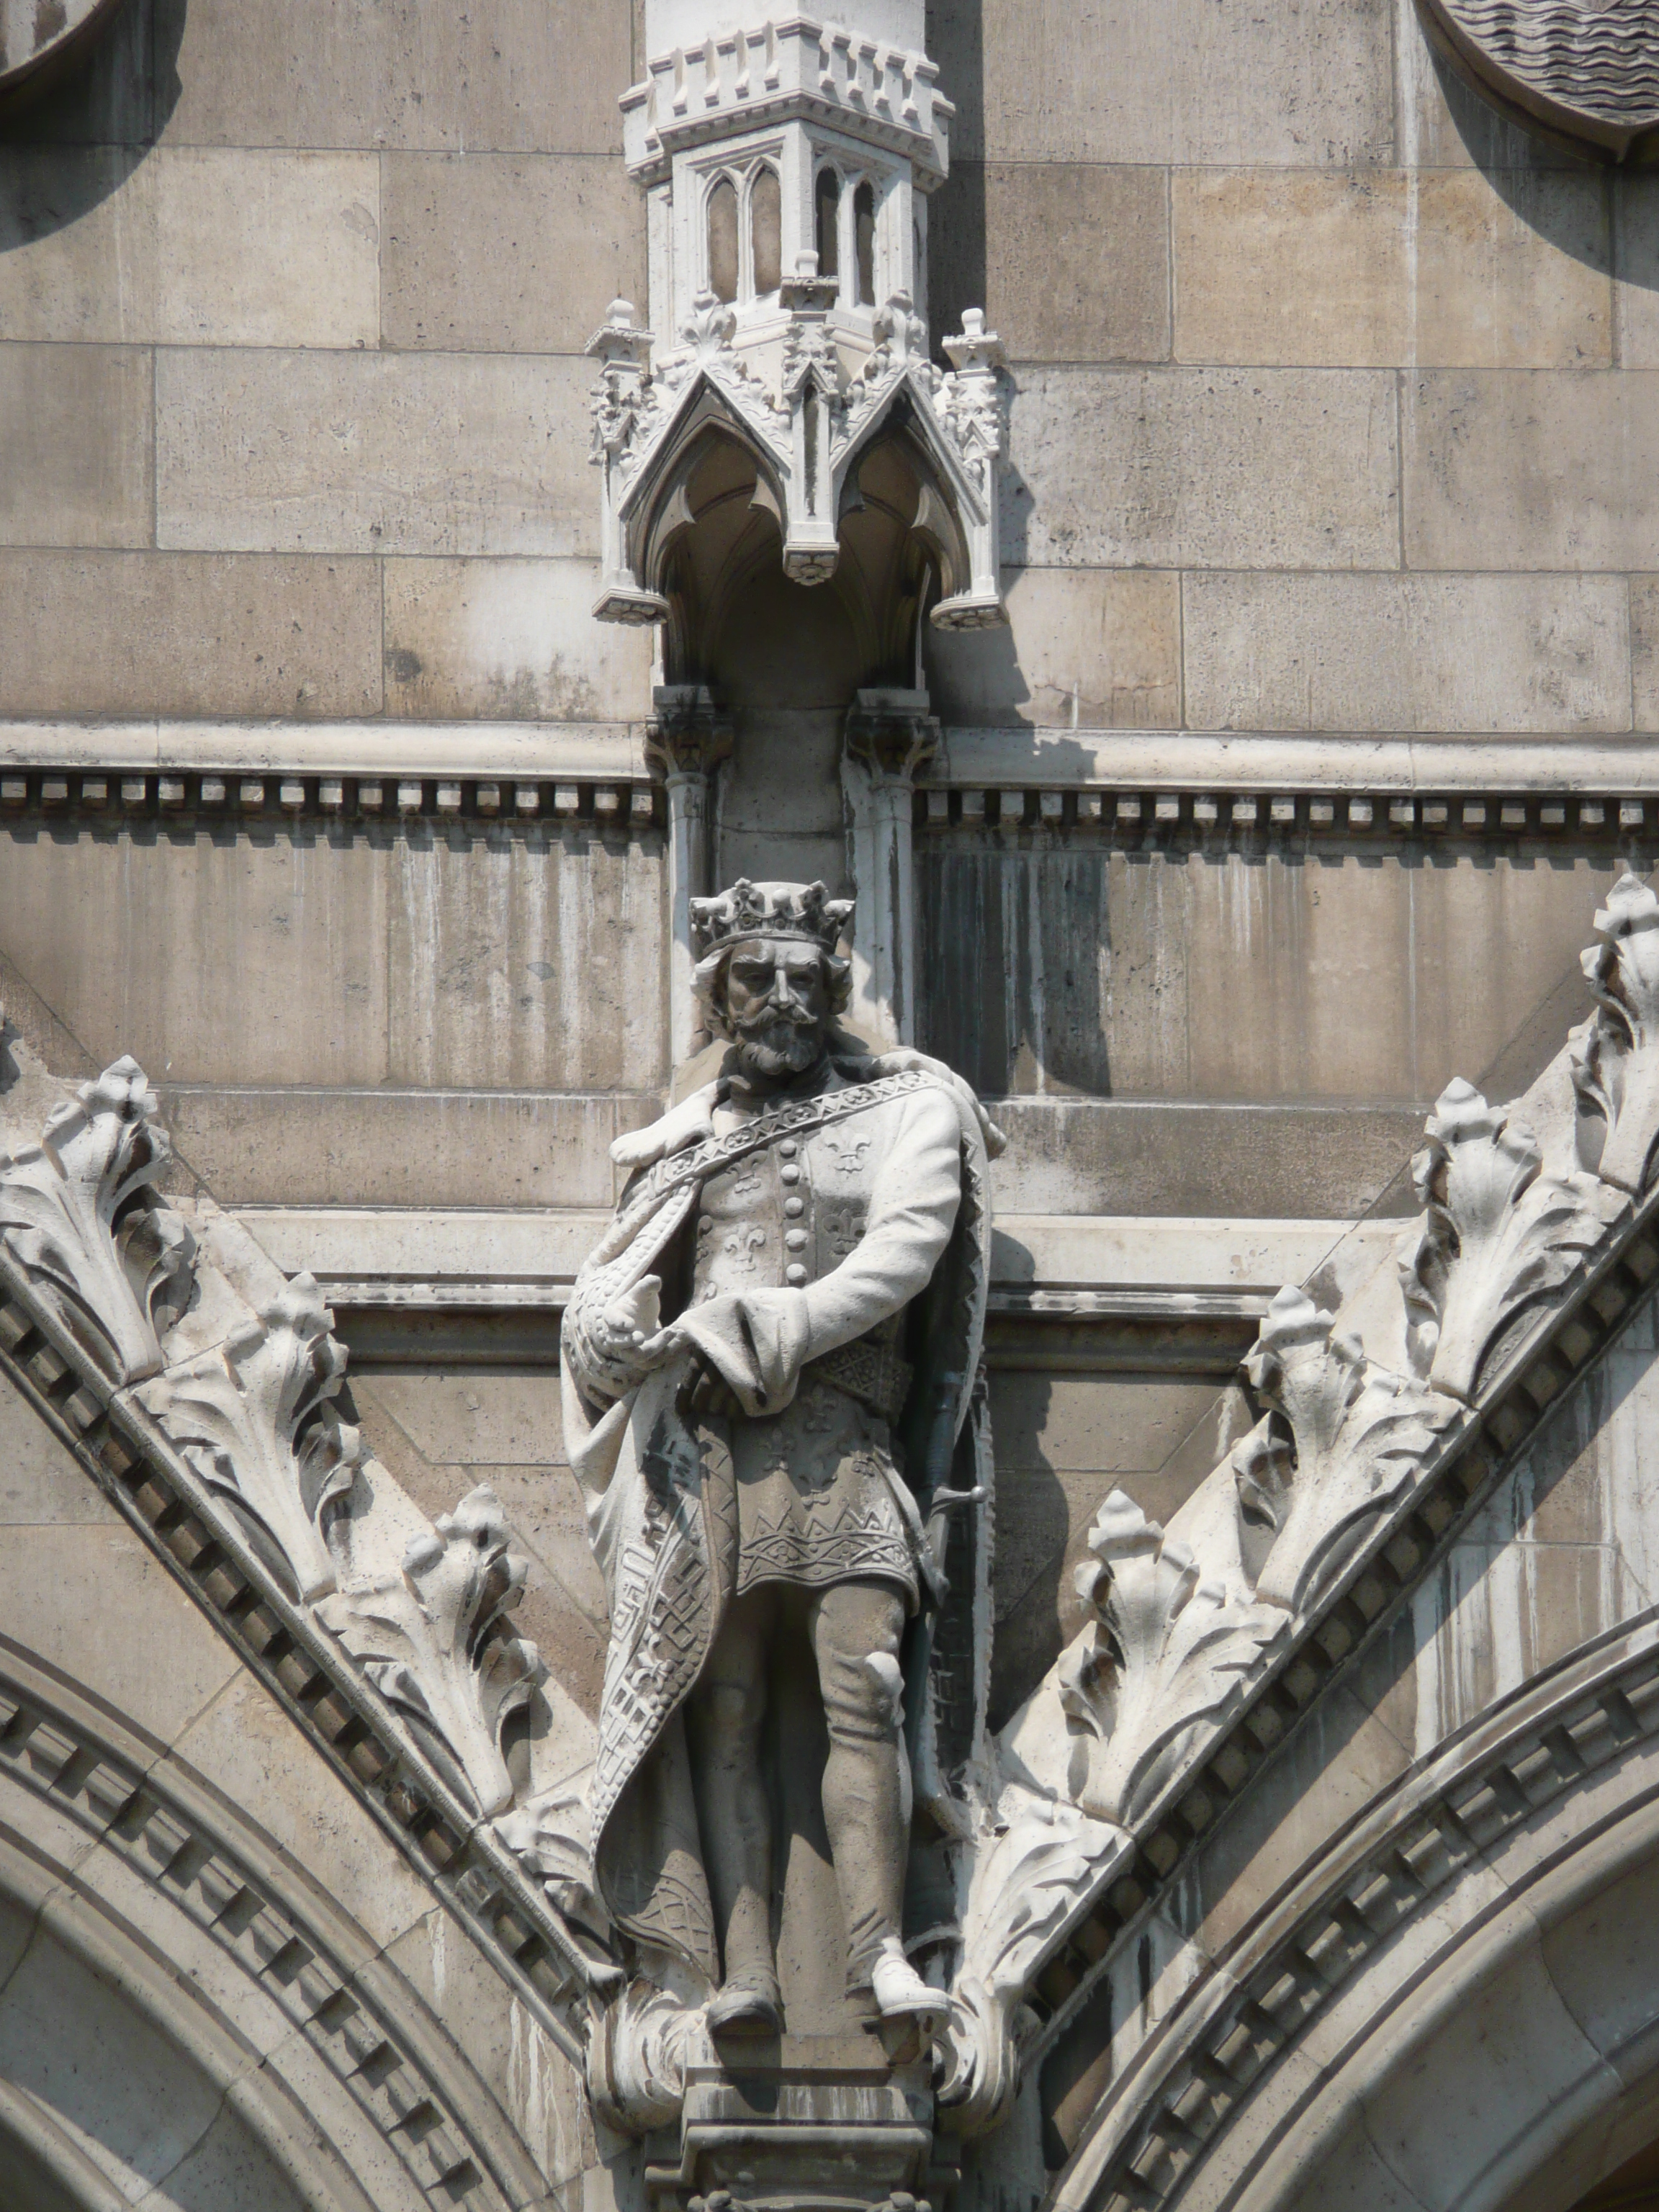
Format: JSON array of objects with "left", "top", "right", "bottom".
[{"left": 689, "top": 879, "right": 854, "bottom": 960}]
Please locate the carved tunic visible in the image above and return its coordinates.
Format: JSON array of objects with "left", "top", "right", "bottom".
[{"left": 691, "top": 1119, "right": 919, "bottom": 1602}]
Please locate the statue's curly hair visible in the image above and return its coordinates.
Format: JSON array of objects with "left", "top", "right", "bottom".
[{"left": 692, "top": 940, "right": 854, "bottom": 1041}]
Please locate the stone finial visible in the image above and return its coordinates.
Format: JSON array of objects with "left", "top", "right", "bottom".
[
  {"left": 1398, "top": 1079, "right": 1625, "bottom": 1403},
  {"left": 139, "top": 1273, "right": 364, "bottom": 1604},
  {"left": 1572, "top": 872, "right": 1659, "bottom": 1195},
  {"left": 1235, "top": 1286, "right": 1457, "bottom": 1615},
  {"left": 0, "top": 1055, "right": 195, "bottom": 1385},
  {"left": 1060, "top": 1491, "right": 1285, "bottom": 1830},
  {"left": 319, "top": 1486, "right": 547, "bottom": 1820}
]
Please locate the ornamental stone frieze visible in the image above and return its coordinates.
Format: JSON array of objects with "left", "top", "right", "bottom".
[
  {"left": 587, "top": 1, "right": 1008, "bottom": 633},
  {"left": 7, "top": 871, "right": 1659, "bottom": 2208}
]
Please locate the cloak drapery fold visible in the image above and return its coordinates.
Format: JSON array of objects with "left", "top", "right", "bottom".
[{"left": 560, "top": 1055, "right": 994, "bottom": 1977}]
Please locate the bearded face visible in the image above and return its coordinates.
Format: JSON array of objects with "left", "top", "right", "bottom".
[{"left": 719, "top": 940, "right": 832, "bottom": 1082}]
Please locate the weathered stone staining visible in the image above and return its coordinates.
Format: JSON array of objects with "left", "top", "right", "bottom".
[
  {"left": 941, "top": 872, "right": 1659, "bottom": 2144},
  {"left": 9, "top": 0, "right": 1659, "bottom": 2193}
]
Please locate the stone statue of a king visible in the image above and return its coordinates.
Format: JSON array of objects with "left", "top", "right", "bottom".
[{"left": 560, "top": 880, "right": 995, "bottom": 2043}]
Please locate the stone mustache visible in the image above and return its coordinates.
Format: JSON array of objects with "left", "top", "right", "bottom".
[{"left": 559, "top": 878, "right": 997, "bottom": 2061}]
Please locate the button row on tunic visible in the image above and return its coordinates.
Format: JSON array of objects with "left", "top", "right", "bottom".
[
  {"left": 784, "top": 1195, "right": 804, "bottom": 1217},
  {"left": 786, "top": 1264, "right": 809, "bottom": 1285}
]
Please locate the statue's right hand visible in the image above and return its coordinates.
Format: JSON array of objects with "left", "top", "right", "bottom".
[{"left": 601, "top": 1274, "right": 663, "bottom": 1352}]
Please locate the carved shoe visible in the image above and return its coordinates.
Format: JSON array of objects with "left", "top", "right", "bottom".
[
  {"left": 870, "top": 1938, "right": 943, "bottom": 2028},
  {"left": 706, "top": 1977, "right": 783, "bottom": 2034}
]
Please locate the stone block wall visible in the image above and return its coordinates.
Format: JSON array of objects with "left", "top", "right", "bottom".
[
  {"left": 925, "top": 0, "right": 1658, "bottom": 741},
  {"left": 8, "top": 0, "right": 1651, "bottom": 747},
  {"left": 0, "top": 0, "right": 652, "bottom": 723}
]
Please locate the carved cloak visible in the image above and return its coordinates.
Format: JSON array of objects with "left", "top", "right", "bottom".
[{"left": 559, "top": 1051, "right": 994, "bottom": 1981}]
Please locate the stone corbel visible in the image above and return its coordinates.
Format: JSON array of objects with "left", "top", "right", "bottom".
[
  {"left": 842, "top": 688, "right": 940, "bottom": 1048},
  {"left": 647, "top": 685, "right": 735, "bottom": 1067}
]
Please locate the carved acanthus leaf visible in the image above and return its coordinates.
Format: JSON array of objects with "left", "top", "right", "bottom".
[
  {"left": 587, "top": 1978, "right": 702, "bottom": 2137},
  {"left": 0, "top": 1056, "right": 195, "bottom": 1384},
  {"left": 1061, "top": 1493, "right": 1286, "bottom": 1830},
  {"left": 1398, "top": 1078, "right": 1625, "bottom": 1403},
  {"left": 1238, "top": 1287, "right": 1460, "bottom": 1615},
  {"left": 681, "top": 287, "right": 736, "bottom": 361},
  {"left": 318, "top": 1485, "right": 546, "bottom": 1818},
  {"left": 941, "top": 1788, "right": 1127, "bottom": 2136},
  {"left": 138, "top": 1272, "right": 364, "bottom": 1604},
  {"left": 1571, "top": 873, "right": 1659, "bottom": 1195}
]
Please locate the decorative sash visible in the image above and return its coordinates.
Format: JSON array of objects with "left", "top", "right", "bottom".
[{"left": 621, "top": 1066, "right": 938, "bottom": 1231}]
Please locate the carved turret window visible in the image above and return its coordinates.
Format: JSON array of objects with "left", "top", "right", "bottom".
[
  {"left": 814, "top": 166, "right": 841, "bottom": 282},
  {"left": 751, "top": 164, "right": 782, "bottom": 297},
  {"left": 853, "top": 180, "right": 876, "bottom": 307},
  {"left": 707, "top": 175, "right": 739, "bottom": 303}
]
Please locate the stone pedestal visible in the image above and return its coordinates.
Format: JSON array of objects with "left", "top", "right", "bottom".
[{"left": 646, "top": 2036, "right": 958, "bottom": 2212}]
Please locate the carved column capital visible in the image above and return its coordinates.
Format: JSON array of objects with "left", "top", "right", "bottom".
[
  {"left": 648, "top": 686, "right": 731, "bottom": 1068},
  {"left": 644, "top": 685, "right": 734, "bottom": 783},
  {"left": 842, "top": 687, "right": 940, "bottom": 787}
]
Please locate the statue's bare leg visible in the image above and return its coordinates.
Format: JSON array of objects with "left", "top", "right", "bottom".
[
  {"left": 810, "top": 1579, "right": 939, "bottom": 2023},
  {"left": 687, "top": 1585, "right": 782, "bottom": 2031}
]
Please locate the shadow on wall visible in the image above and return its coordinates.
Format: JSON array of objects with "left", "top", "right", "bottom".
[
  {"left": 924, "top": 0, "right": 986, "bottom": 363},
  {"left": 1424, "top": 32, "right": 1632, "bottom": 286},
  {"left": 0, "top": 0, "right": 186, "bottom": 232}
]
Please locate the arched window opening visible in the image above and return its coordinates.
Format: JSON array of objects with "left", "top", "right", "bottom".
[
  {"left": 708, "top": 176, "right": 739, "bottom": 304},
  {"left": 751, "top": 166, "right": 781, "bottom": 296},
  {"left": 853, "top": 180, "right": 876, "bottom": 307},
  {"left": 814, "top": 167, "right": 841, "bottom": 281}
]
